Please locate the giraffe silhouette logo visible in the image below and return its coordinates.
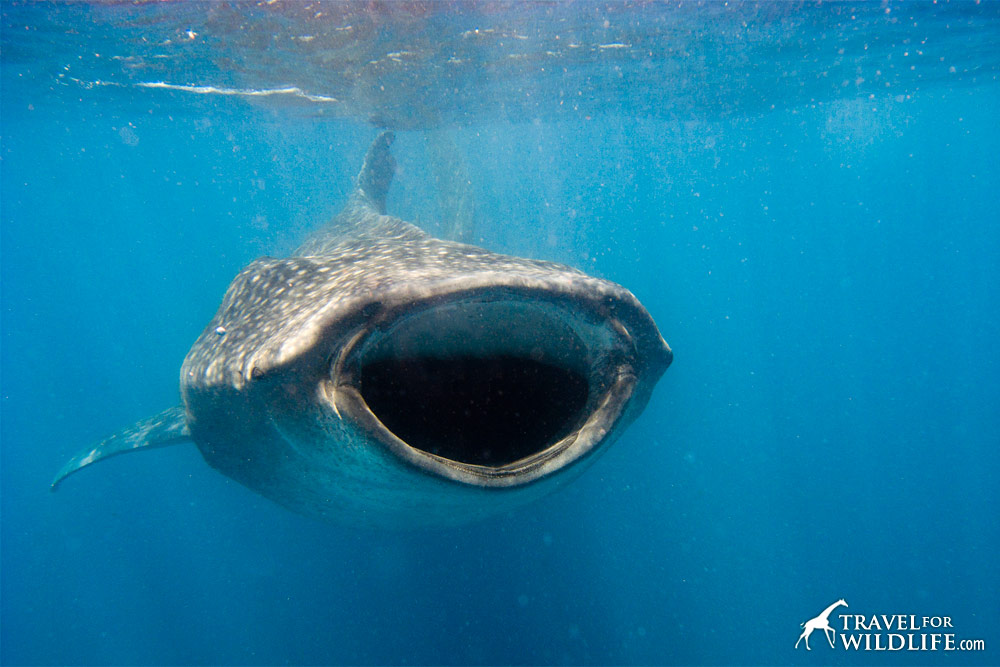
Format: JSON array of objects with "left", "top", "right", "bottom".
[{"left": 795, "top": 599, "right": 848, "bottom": 650}]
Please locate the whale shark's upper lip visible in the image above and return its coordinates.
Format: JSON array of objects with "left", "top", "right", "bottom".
[{"left": 325, "top": 281, "right": 671, "bottom": 487}]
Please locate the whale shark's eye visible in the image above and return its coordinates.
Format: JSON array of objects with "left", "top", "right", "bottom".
[{"left": 354, "top": 298, "right": 597, "bottom": 467}]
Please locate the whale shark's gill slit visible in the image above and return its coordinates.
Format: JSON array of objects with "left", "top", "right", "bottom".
[{"left": 360, "top": 355, "right": 589, "bottom": 467}]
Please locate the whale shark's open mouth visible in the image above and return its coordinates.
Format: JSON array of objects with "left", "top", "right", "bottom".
[
  {"left": 331, "top": 287, "right": 667, "bottom": 487},
  {"left": 361, "top": 354, "right": 589, "bottom": 466}
]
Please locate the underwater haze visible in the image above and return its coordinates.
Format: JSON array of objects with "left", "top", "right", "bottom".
[{"left": 2, "top": 1, "right": 999, "bottom": 665}]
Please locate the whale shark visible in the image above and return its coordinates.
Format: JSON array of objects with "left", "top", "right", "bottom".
[{"left": 52, "top": 132, "right": 672, "bottom": 527}]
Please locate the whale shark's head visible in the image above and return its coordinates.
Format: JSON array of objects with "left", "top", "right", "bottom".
[
  {"left": 180, "top": 222, "right": 671, "bottom": 526},
  {"left": 329, "top": 260, "right": 671, "bottom": 489}
]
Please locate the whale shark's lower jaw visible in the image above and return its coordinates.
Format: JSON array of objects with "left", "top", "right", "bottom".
[{"left": 328, "top": 284, "right": 671, "bottom": 488}]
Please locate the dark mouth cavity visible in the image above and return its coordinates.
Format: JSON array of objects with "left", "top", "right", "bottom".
[
  {"left": 361, "top": 355, "right": 588, "bottom": 466},
  {"left": 355, "top": 298, "right": 599, "bottom": 468}
]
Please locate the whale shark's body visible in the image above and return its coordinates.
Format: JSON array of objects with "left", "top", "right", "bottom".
[{"left": 53, "top": 133, "right": 672, "bottom": 527}]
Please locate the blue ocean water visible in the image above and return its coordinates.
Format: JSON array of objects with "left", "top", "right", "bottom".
[{"left": 2, "top": 2, "right": 998, "bottom": 665}]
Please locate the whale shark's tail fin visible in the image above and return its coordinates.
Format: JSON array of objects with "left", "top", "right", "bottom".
[
  {"left": 425, "top": 129, "right": 478, "bottom": 244},
  {"left": 353, "top": 130, "right": 396, "bottom": 214},
  {"left": 51, "top": 405, "right": 191, "bottom": 491}
]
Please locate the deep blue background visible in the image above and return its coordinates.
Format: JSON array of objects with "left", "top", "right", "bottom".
[{"left": 3, "top": 10, "right": 999, "bottom": 667}]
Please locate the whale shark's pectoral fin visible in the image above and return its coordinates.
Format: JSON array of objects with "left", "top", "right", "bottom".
[{"left": 51, "top": 405, "right": 192, "bottom": 490}]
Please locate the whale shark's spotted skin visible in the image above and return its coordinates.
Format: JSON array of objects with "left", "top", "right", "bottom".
[
  {"left": 185, "top": 215, "right": 625, "bottom": 391},
  {"left": 54, "top": 133, "right": 672, "bottom": 528}
]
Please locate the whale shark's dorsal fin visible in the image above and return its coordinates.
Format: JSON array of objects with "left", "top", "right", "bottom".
[
  {"left": 349, "top": 130, "right": 396, "bottom": 215},
  {"left": 293, "top": 131, "right": 410, "bottom": 257},
  {"left": 51, "top": 406, "right": 191, "bottom": 490}
]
